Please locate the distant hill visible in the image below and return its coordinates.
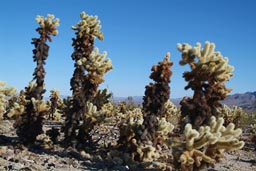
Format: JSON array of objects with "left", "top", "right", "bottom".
[
  {"left": 112, "top": 91, "right": 256, "bottom": 113},
  {"left": 221, "top": 91, "right": 256, "bottom": 112}
]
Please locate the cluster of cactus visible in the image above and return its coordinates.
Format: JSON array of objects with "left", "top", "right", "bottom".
[
  {"left": 217, "top": 104, "right": 248, "bottom": 126},
  {"left": 177, "top": 42, "right": 234, "bottom": 128},
  {"left": 0, "top": 10, "right": 247, "bottom": 171},
  {"left": 63, "top": 11, "right": 112, "bottom": 148},
  {"left": 13, "top": 15, "right": 59, "bottom": 144},
  {"left": 116, "top": 53, "right": 177, "bottom": 170},
  {"left": 0, "top": 81, "right": 16, "bottom": 119},
  {"left": 114, "top": 44, "right": 244, "bottom": 170},
  {"left": 118, "top": 53, "right": 174, "bottom": 147}
]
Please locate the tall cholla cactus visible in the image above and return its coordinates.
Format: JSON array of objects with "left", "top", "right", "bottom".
[
  {"left": 64, "top": 11, "right": 112, "bottom": 147},
  {"left": 177, "top": 41, "right": 234, "bottom": 128},
  {"left": 139, "top": 52, "right": 173, "bottom": 144},
  {"left": 31, "top": 14, "right": 59, "bottom": 99},
  {"left": 0, "top": 81, "right": 16, "bottom": 119},
  {"left": 14, "top": 14, "right": 59, "bottom": 144}
]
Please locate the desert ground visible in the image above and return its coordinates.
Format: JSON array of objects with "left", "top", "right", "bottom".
[{"left": 0, "top": 118, "right": 255, "bottom": 171}]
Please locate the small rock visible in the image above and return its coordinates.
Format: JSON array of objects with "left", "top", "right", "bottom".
[
  {"left": 10, "top": 163, "right": 25, "bottom": 170},
  {"left": 3, "top": 148, "right": 14, "bottom": 160},
  {"left": 23, "top": 158, "right": 35, "bottom": 164},
  {"left": 72, "top": 160, "right": 79, "bottom": 168}
]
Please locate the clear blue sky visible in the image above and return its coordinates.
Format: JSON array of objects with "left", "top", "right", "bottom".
[{"left": 0, "top": 0, "right": 255, "bottom": 98}]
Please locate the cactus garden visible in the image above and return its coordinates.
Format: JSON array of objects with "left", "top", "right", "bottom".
[{"left": 1, "top": 2, "right": 256, "bottom": 171}]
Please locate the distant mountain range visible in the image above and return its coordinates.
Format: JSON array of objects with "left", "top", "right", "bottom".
[
  {"left": 221, "top": 91, "right": 256, "bottom": 112},
  {"left": 58, "top": 91, "right": 256, "bottom": 113},
  {"left": 112, "top": 91, "right": 256, "bottom": 113}
]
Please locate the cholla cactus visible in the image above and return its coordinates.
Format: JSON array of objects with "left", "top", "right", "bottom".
[
  {"left": 117, "top": 109, "right": 175, "bottom": 170},
  {"left": 48, "top": 89, "right": 63, "bottom": 120},
  {"left": 217, "top": 105, "right": 247, "bottom": 126},
  {"left": 162, "top": 100, "right": 181, "bottom": 126},
  {"left": 14, "top": 14, "right": 59, "bottom": 144},
  {"left": 72, "top": 11, "right": 104, "bottom": 40},
  {"left": 117, "top": 53, "right": 175, "bottom": 170},
  {"left": 118, "top": 108, "right": 144, "bottom": 151},
  {"left": 77, "top": 102, "right": 106, "bottom": 146},
  {"left": 101, "top": 102, "right": 114, "bottom": 117},
  {"left": 77, "top": 48, "right": 112, "bottom": 99},
  {"left": 136, "top": 144, "right": 160, "bottom": 163},
  {"left": 91, "top": 89, "right": 112, "bottom": 110},
  {"left": 8, "top": 90, "right": 26, "bottom": 118},
  {"left": 35, "top": 14, "right": 59, "bottom": 42},
  {"left": 177, "top": 41, "right": 234, "bottom": 128},
  {"left": 64, "top": 11, "right": 112, "bottom": 147},
  {"left": 14, "top": 82, "right": 50, "bottom": 144},
  {"left": 156, "top": 117, "right": 174, "bottom": 144},
  {"left": 31, "top": 14, "right": 59, "bottom": 100},
  {"left": 140, "top": 52, "right": 173, "bottom": 143},
  {"left": 0, "top": 81, "right": 16, "bottom": 119},
  {"left": 179, "top": 116, "right": 244, "bottom": 170}
]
